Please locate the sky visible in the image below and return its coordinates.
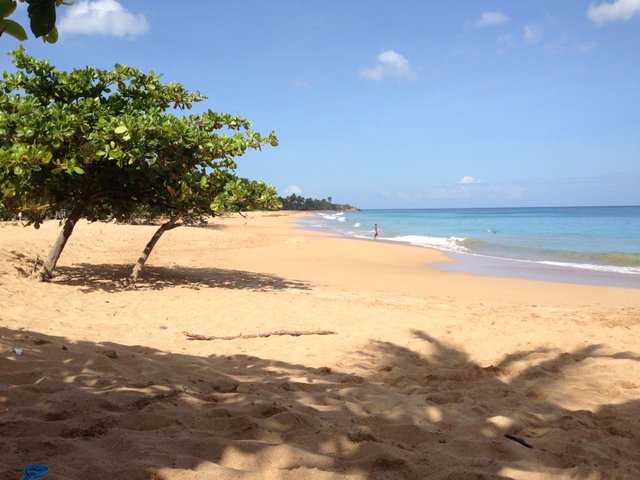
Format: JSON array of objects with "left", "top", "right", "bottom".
[{"left": 2, "top": 0, "right": 639, "bottom": 208}]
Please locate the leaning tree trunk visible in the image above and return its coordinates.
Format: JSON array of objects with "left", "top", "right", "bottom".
[
  {"left": 127, "top": 214, "right": 182, "bottom": 286},
  {"left": 36, "top": 197, "right": 88, "bottom": 282}
]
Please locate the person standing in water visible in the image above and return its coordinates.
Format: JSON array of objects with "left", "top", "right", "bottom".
[{"left": 374, "top": 223, "right": 378, "bottom": 240}]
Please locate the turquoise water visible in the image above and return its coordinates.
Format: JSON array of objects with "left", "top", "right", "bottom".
[{"left": 301, "top": 206, "right": 640, "bottom": 286}]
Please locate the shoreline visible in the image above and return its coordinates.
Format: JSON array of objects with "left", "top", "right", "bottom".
[
  {"left": 438, "top": 250, "right": 640, "bottom": 289},
  {"left": 297, "top": 211, "right": 640, "bottom": 290},
  {"left": 1, "top": 212, "right": 639, "bottom": 479}
]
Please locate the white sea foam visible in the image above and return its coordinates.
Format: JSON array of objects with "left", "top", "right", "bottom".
[
  {"left": 456, "top": 251, "right": 640, "bottom": 277},
  {"left": 384, "top": 235, "right": 468, "bottom": 252},
  {"left": 318, "top": 213, "right": 338, "bottom": 220},
  {"left": 536, "top": 260, "right": 640, "bottom": 275},
  {"left": 318, "top": 212, "right": 347, "bottom": 221},
  {"left": 354, "top": 222, "right": 361, "bottom": 227}
]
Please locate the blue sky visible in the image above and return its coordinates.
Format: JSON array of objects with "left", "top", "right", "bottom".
[{"left": 2, "top": 0, "right": 639, "bottom": 208}]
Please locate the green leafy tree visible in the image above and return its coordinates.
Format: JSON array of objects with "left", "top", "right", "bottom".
[
  {"left": 0, "top": 48, "right": 277, "bottom": 281},
  {"left": 0, "top": 0, "right": 66, "bottom": 43},
  {"left": 125, "top": 169, "right": 280, "bottom": 286},
  {"left": 278, "top": 194, "right": 355, "bottom": 211}
]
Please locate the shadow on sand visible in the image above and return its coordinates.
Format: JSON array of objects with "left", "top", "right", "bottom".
[
  {"left": 51, "top": 263, "right": 312, "bottom": 294},
  {"left": 1, "top": 327, "right": 639, "bottom": 479}
]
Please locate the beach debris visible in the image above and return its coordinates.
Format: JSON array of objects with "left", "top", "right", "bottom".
[
  {"left": 14, "top": 347, "right": 24, "bottom": 356},
  {"left": 183, "top": 329, "right": 337, "bottom": 341},
  {"left": 504, "top": 433, "right": 533, "bottom": 449},
  {"left": 21, "top": 463, "right": 49, "bottom": 480}
]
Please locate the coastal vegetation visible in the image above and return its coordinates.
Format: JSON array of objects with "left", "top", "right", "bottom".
[
  {"left": 278, "top": 193, "right": 357, "bottom": 211},
  {"left": 0, "top": 48, "right": 279, "bottom": 283}
]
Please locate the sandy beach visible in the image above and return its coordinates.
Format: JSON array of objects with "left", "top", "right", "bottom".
[{"left": 1, "top": 211, "right": 639, "bottom": 480}]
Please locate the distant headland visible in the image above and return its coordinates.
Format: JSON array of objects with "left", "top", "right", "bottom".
[{"left": 278, "top": 194, "right": 359, "bottom": 211}]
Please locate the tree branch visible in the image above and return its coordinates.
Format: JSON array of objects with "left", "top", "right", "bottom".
[{"left": 183, "top": 330, "right": 337, "bottom": 341}]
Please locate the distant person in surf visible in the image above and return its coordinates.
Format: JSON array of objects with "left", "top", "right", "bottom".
[{"left": 374, "top": 223, "right": 378, "bottom": 240}]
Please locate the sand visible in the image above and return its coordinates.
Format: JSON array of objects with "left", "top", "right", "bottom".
[{"left": 0, "top": 212, "right": 639, "bottom": 480}]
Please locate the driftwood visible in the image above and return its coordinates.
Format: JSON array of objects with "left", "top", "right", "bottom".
[
  {"left": 504, "top": 433, "right": 533, "bottom": 449},
  {"left": 183, "top": 329, "right": 336, "bottom": 341}
]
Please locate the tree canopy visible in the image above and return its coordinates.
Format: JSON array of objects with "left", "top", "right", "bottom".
[
  {"left": 278, "top": 194, "right": 357, "bottom": 211},
  {"left": 0, "top": 48, "right": 278, "bottom": 281}
]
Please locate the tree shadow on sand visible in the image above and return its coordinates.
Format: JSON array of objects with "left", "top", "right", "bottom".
[
  {"left": 1, "top": 326, "right": 639, "bottom": 479},
  {"left": 51, "top": 263, "right": 312, "bottom": 293}
]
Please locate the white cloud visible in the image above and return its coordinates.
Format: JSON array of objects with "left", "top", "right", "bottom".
[
  {"left": 282, "top": 185, "right": 302, "bottom": 196},
  {"left": 476, "top": 11, "right": 510, "bottom": 28},
  {"left": 588, "top": 0, "right": 640, "bottom": 24},
  {"left": 59, "top": 0, "right": 149, "bottom": 37},
  {"left": 359, "top": 50, "right": 416, "bottom": 82},
  {"left": 523, "top": 24, "right": 544, "bottom": 44},
  {"left": 458, "top": 176, "right": 481, "bottom": 184}
]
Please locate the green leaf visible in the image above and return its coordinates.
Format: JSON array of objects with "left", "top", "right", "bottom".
[
  {"left": 51, "top": 167, "right": 63, "bottom": 174},
  {"left": 114, "top": 125, "right": 128, "bottom": 135},
  {"left": 0, "top": 0, "right": 17, "bottom": 18},
  {"left": 43, "top": 25, "right": 58, "bottom": 43},
  {"left": 27, "top": 0, "right": 57, "bottom": 38},
  {"left": 72, "top": 166, "right": 85, "bottom": 174},
  {"left": 0, "top": 18, "right": 28, "bottom": 41}
]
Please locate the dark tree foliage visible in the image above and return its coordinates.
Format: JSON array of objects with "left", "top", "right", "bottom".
[{"left": 278, "top": 194, "right": 357, "bottom": 211}]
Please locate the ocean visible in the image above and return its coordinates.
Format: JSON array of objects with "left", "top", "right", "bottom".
[{"left": 300, "top": 206, "right": 640, "bottom": 289}]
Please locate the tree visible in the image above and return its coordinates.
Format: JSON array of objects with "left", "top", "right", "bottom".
[
  {"left": 0, "top": 48, "right": 277, "bottom": 281},
  {"left": 277, "top": 193, "right": 356, "bottom": 211},
  {"left": 0, "top": 0, "right": 65, "bottom": 43},
  {"left": 125, "top": 170, "right": 280, "bottom": 285}
]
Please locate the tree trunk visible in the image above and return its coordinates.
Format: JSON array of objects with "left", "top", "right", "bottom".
[
  {"left": 36, "top": 197, "right": 87, "bottom": 282},
  {"left": 127, "top": 214, "right": 182, "bottom": 286}
]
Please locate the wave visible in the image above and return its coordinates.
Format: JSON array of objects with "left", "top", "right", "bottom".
[
  {"left": 383, "top": 235, "right": 469, "bottom": 252},
  {"left": 535, "top": 260, "right": 640, "bottom": 275},
  {"left": 317, "top": 212, "right": 346, "bottom": 221},
  {"left": 454, "top": 247, "right": 640, "bottom": 275},
  {"left": 531, "top": 250, "right": 640, "bottom": 268},
  {"left": 384, "top": 235, "right": 640, "bottom": 274},
  {"left": 460, "top": 239, "right": 640, "bottom": 268}
]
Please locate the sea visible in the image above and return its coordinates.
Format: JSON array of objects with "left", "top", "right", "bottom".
[{"left": 300, "top": 206, "right": 640, "bottom": 289}]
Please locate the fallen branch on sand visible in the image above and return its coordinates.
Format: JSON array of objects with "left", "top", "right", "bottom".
[
  {"left": 183, "top": 329, "right": 336, "bottom": 341},
  {"left": 504, "top": 433, "right": 533, "bottom": 449}
]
